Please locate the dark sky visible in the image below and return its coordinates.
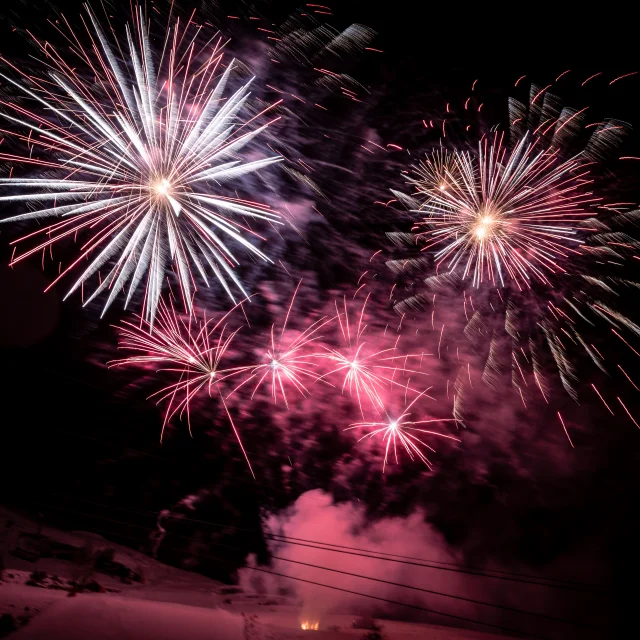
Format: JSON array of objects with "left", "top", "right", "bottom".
[{"left": 0, "top": 2, "right": 639, "bottom": 637}]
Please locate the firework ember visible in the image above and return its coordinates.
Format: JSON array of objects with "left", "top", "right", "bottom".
[{"left": 0, "top": 7, "right": 283, "bottom": 324}]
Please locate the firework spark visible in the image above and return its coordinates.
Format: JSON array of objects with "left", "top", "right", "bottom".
[
  {"left": 229, "top": 281, "right": 332, "bottom": 407},
  {"left": 414, "top": 132, "right": 597, "bottom": 288},
  {"left": 320, "top": 292, "right": 429, "bottom": 417},
  {"left": 111, "top": 298, "right": 254, "bottom": 474},
  {"left": 0, "top": 8, "right": 283, "bottom": 324},
  {"left": 347, "top": 390, "right": 459, "bottom": 471}
]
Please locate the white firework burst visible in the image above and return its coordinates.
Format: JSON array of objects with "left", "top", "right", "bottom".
[{"left": 0, "top": 8, "right": 283, "bottom": 323}]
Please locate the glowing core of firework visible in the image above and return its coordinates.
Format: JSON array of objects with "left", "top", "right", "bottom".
[
  {"left": 474, "top": 212, "right": 497, "bottom": 238},
  {"left": 410, "top": 148, "right": 462, "bottom": 204},
  {"left": 153, "top": 179, "right": 172, "bottom": 197},
  {"left": 300, "top": 621, "right": 319, "bottom": 631}
]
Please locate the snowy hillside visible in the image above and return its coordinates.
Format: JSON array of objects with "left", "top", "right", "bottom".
[{"left": 1, "top": 507, "right": 516, "bottom": 639}]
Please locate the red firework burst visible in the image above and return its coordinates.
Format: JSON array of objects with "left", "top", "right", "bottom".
[
  {"left": 347, "top": 390, "right": 460, "bottom": 471},
  {"left": 320, "top": 292, "right": 430, "bottom": 417},
  {"left": 228, "top": 280, "right": 333, "bottom": 408}
]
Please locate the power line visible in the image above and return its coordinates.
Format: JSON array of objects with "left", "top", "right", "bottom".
[
  {"left": 245, "top": 565, "right": 553, "bottom": 640},
  {"left": 28, "top": 500, "right": 599, "bottom": 631},
  {"left": 38, "top": 491, "right": 606, "bottom": 593},
  {"left": 267, "top": 533, "right": 605, "bottom": 591},
  {"left": 19, "top": 504, "right": 554, "bottom": 639},
  {"left": 262, "top": 536, "right": 602, "bottom": 593},
  {"left": 267, "top": 554, "right": 592, "bottom": 627},
  {"left": 44, "top": 424, "right": 606, "bottom": 591},
  {"left": 41, "top": 430, "right": 605, "bottom": 592}
]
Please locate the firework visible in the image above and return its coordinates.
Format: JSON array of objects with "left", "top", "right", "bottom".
[
  {"left": 414, "top": 132, "right": 597, "bottom": 289},
  {"left": 347, "top": 390, "right": 459, "bottom": 471},
  {"left": 229, "top": 281, "right": 332, "bottom": 407},
  {"left": 388, "top": 84, "right": 640, "bottom": 426},
  {"left": 393, "top": 207, "right": 640, "bottom": 410},
  {"left": 320, "top": 292, "right": 429, "bottom": 417},
  {"left": 0, "top": 8, "right": 282, "bottom": 324},
  {"left": 111, "top": 299, "right": 254, "bottom": 474}
]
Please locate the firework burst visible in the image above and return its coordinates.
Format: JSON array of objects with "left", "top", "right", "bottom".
[
  {"left": 229, "top": 281, "right": 332, "bottom": 408},
  {"left": 347, "top": 390, "right": 460, "bottom": 471},
  {"left": 320, "top": 292, "right": 429, "bottom": 417},
  {"left": 0, "top": 8, "right": 283, "bottom": 324},
  {"left": 111, "top": 298, "right": 254, "bottom": 474},
  {"left": 414, "top": 132, "right": 597, "bottom": 289},
  {"left": 388, "top": 84, "right": 640, "bottom": 427}
]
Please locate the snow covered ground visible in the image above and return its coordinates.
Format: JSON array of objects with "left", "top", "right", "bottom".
[
  {"left": 9, "top": 593, "right": 245, "bottom": 640},
  {"left": 4, "top": 589, "right": 519, "bottom": 640},
  {"left": 1, "top": 507, "right": 516, "bottom": 640}
]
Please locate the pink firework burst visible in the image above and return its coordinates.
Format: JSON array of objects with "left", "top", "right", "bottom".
[
  {"left": 347, "top": 390, "right": 460, "bottom": 471},
  {"left": 414, "top": 131, "right": 599, "bottom": 288},
  {"left": 111, "top": 299, "right": 254, "bottom": 475},
  {"left": 229, "top": 281, "right": 332, "bottom": 407},
  {"left": 320, "top": 292, "right": 430, "bottom": 417}
]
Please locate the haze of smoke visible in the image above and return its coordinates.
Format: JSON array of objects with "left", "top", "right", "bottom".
[{"left": 240, "top": 490, "right": 610, "bottom": 639}]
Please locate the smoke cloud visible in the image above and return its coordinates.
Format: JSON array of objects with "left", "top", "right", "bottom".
[{"left": 240, "top": 490, "right": 609, "bottom": 639}]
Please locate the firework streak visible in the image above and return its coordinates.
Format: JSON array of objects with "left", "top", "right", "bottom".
[
  {"left": 228, "top": 281, "right": 332, "bottom": 408},
  {"left": 413, "top": 132, "right": 596, "bottom": 288},
  {"left": 320, "top": 293, "right": 430, "bottom": 417},
  {"left": 347, "top": 389, "right": 460, "bottom": 472},
  {"left": 112, "top": 282, "right": 457, "bottom": 470}
]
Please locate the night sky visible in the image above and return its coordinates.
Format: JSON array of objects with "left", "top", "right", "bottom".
[{"left": 1, "top": 2, "right": 639, "bottom": 639}]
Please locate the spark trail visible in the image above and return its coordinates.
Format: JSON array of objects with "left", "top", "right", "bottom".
[
  {"left": 387, "top": 84, "right": 639, "bottom": 425},
  {"left": 413, "top": 132, "right": 596, "bottom": 289},
  {"left": 320, "top": 291, "right": 430, "bottom": 417},
  {"left": 229, "top": 281, "right": 332, "bottom": 408}
]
